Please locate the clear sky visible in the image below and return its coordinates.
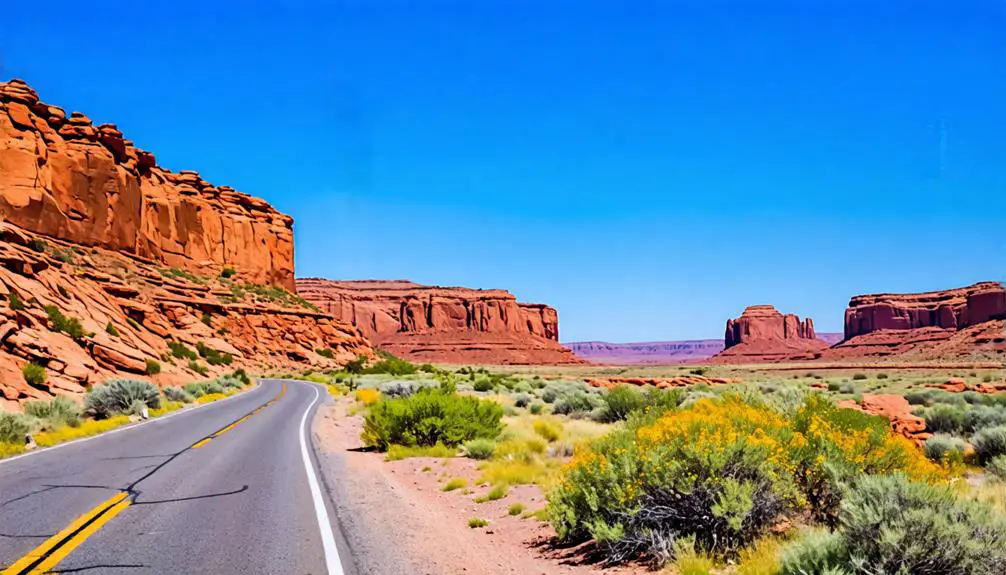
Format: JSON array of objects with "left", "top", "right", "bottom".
[{"left": 3, "top": 1, "right": 1003, "bottom": 342}]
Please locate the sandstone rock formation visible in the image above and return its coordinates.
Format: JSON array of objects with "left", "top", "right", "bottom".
[
  {"left": 837, "top": 394, "right": 929, "bottom": 443},
  {"left": 0, "top": 221, "right": 370, "bottom": 410},
  {"left": 0, "top": 79, "right": 372, "bottom": 408},
  {"left": 711, "top": 305, "right": 830, "bottom": 363},
  {"left": 0, "top": 79, "right": 295, "bottom": 290},
  {"left": 824, "top": 282, "right": 1005, "bottom": 360},
  {"left": 296, "top": 279, "right": 581, "bottom": 365}
]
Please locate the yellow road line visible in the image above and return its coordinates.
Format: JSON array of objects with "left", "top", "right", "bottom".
[
  {"left": 1, "top": 491, "right": 129, "bottom": 575},
  {"left": 28, "top": 498, "right": 131, "bottom": 574},
  {"left": 191, "top": 437, "right": 212, "bottom": 449}
]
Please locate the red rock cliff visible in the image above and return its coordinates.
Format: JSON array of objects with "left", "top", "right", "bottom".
[
  {"left": 0, "top": 79, "right": 295, "bottom": 290},
  {"left": 845, "top": 282, "right": 1005, "bottom": 339},
  {"left": 296, "top": 279, "right": 581, "bottom": 365},
  {"left": 712, "top": 305, "right": 829, "bottom": 363}
]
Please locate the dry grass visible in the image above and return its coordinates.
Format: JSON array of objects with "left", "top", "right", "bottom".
[
  {"left": 442, "top": 477, "right": 468, "bottom": 491},
  {"left": 385, "top": 443, "right": 456, "bottom": 461}
]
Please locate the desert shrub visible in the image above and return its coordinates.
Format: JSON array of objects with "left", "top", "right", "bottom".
[
  {"left": 355, "top": 388, "right": 381, "bottom": 406},
  {"left": 343, "top": 355, "right": 367, "bottom": 374},
  {"left": 217, "top": 376, "right": 243, "bottom": 390},
  {"left": 599, "top": 385, "right": 645, "bottom": 422},
  {"left": 380, "top": 380, "right": 418, "bottom": 398},
  {"left": 231, "top": 369, "right": 252, "bottom": 386},
  {"left": 163, "top": 386, "right": 194, "bottom": 403},
  {"left": 464, "top": 438, "right": 496, "bottom": 460},
  {"left": 362, "top": 389, "right": 502, "bottom": 450},
  {"left": 920, "top": 403, "right": 967, "bottom": 434},
  {"left": 781, "top": 474, "right": 1006, "bottom": 575},
  {"left": 513, "top": 393, "right": 532, "bottom": 408},
  {"left": 472, "top": 376, "right": 494, "bottom": 392},
  {"left": 44, "top": 305, "right": 86, "bottom": 340},
  {"left": 29, "top": 238, "right": 47, "bottom": 253},
  {"left": 513, "top": 380, "right": 533, "bottom": 393},
  {"left": 468, "top": 518, "right": 488, "bottom": 528},
  {"left": 987, "top": 455, "right": 1006, "bottom": 481},
  {"left": 188, "top": 360, "right": 209, "bottom": 376},
  {"left": 508, "top": 503, "right": 526, "bottom": 516},
  {"left": 23, "top": 396, "right": 81, "bottom": 429},
  {"left": 203, "top": 381, "right": 224, "bottom": 395},
  {"left": 169, "top": 341, "right": 197, "bottom": 360},
  {"left": 984, "top": 374, "right": 994, "bottom": 383},
  {"left": 22, "top": 363, "right": 46, "bottom": 387},
  {"left": 315, "top": 347, "right": 335, "bottom": 359},
  {"left": 85, "top": 379, "right": 161, "bottom": 419},
  {"left": 365, "top": 356, "right": 417, "bottom": 376},
  {"left": 7, "top": 292, "right": 25, "bottom": 311},
  {"left": 777, "top": 529, "right": 847, "bottom": 575},
  {"left": 418, "top": 363, "right": 437, "bottom": 373},
  {"left": 442, "top": 478, "right": 467, "bottom": 491},
  {"left": 184, "top": 382, "right": 207, "bottom": 398},
  {"left": 0, "top": 411, "right": 34, "bottom": 443},
  {"left": 877, "top": 373, "right": 889, "bottom": 380},
  {"left": 220, "top": 266, "right": 236, "bottom": 279},
  {"left": 105, "top": 322, "right": 120, "bottom": 336},
  {"left": 541, "top": 387, "right": 559, "bottom": 403},
  {"left": 973, "top": 425, "right": 1006, "bottom": 465},
  {"left": 196, "top": 341, "right": 233, "bottom": 366},
  {"left": 553, "top": 391, "right": 602, "bottom": 416},
  {"left": 923, "top": 433, "right": 968, "bottom": 463},
  {"left": 905, "top": 390, "right": 932, "bottom": 405},
  {"left": 548, "top": 395, "right": 944, "bottom": 564},
  {"left": 145, "top": 359, "right": 161, "bottom": 376},
  {"left": 827, "top": 382, "right": 841, "bottom": 392},
  {"left": 690, "top": 367, "right": 708, "bottom": 376},
  {"left": 529, "top": 402, "right": 543, "bottom": 415},
  {"left": 476, "top": 484, "right": 508, "bottom": 502},
  {"left": 852, "top": 373, "right": 867, "bottom": 381}
]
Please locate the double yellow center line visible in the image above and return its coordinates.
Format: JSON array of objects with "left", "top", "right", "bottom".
[
  {"left": 2, "top": 384, "right": 287, "bottom": 575},
  {"left": 1, "top": 492, "right": 131, "bottom": 575}
]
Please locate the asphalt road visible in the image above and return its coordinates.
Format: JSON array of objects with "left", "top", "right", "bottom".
[{"left": 0, "top": 379, "right": 352, "bottom": 575}]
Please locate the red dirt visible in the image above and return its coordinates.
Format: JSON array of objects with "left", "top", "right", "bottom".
[
  {"left": 297, "top": 279, "right": 583, "bottom": 365},
  {"left": 313, "top": 399, "right": 641, "bottom": 575}
]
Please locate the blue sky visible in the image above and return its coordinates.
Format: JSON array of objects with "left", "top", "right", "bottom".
[{"left": 4, "top": 1, "right": 1003, "bottom": 342}]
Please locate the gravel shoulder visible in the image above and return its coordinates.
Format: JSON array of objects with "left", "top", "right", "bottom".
[{"left": 313, "top": 398, "right": 641, "bottom": 575}]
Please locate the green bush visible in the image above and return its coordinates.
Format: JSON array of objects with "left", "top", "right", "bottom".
[
  {"left": 23, "top": 396, "right": 81, "bottom": 429},
  {"left": 85, "top": 379, "right": 161, "bottom": 419},
  {"left": 548, "top": 395, "right": 943, "bottom": 564},
  {"left": 217, "top": 376, "right": 243, "bottom": 390},
  {"left": 905, "top": 390, "right": 932, "bottom": 406},
  {"left": 923, "top": 433, "right": 967, "bottom": 463},
  {"left": 419, "top": 363, "right": 437, "bottom": 373},
  {"left": 315, "top": 348, "right": 335, "bottom": 359},
  {"left": 973, "top": 425, "right": 1006, "bottom": 464},
  {"left": 7, "top": 292, "right": 25, "bottom": 311},
  {"left": 600, "top": 385, "right": 645, "bottom": 422},
  {"left": 204, "top": 381, "right": 224, "bottom": 394},
  {"left": 200, "top": 313, "right": 212, "bottom": 327},
  {"left": 145, "top": 359, "right": 161, "bottom": 376},
  {"left": 220, "top": 266, "right": 236, "bottom": 279},
  {"left": 852, "top": 373, "right": 868, "bottom": 381},
  {"left": 188, "top": 360, "right": 209, "bottom": 376},
  {"left": 343, "top": 355, "right": 367, "bottom": 374},
  {"left": 464, "top": 438, "right": 496, "bottom": 460},
  {"left": 184, "top": 382, "right": 207, "bottom": 398},
  {"left": 472, "top": 376, "right": 494, "bottom": 392},
  {"left": 29, "top": 238, "right": 47, "bottom": 253},
  {"left": 169, "top": 341, "right": 197, "bottom": 360},
  {"left": 365, "top": 356, "right": 417, "bottom": 376},
  {"left": 780, "top": 474, "right": 1006, "bottom": 574},
  {"left": 44, "top": 305, "right": 86, "bottom": 340},
  {"left": 552, "top": 391, "right": 602, "bottom": 416},
  {"left": 230, "top": 369, "right": 252, "bottom": 386},
  {"left": 529, "top": 402, "right": 543, "bottom": 415},
  {"left": 921, "top": 403, "right": 966, "bottom": 434},
  {"left": 196, "top": 342, "right": 233, "bottom": 366},
  {"left": 163, "top": 387, "right": 194, "bottom": 403},
  {"left": 362, "top": 389, "right": 503, "bottom": 450},
  {"left": 22, "top": 363, "right": 46, "bottom": 387},
  {"left": 513, "top": 393, "right": 532, "bottom": 408},
  {"left": 987, "top": 455, "right": 1006, "bottom": 481},
  {"left": 0, "top": 411, "right": 34, "bottom": 443}
]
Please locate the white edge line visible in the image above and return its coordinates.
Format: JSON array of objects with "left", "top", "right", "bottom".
[
  {"left": 0, "top": 381, "right": 264, "bottom": 467},
  {"left": 298, "top": 381, "right": 345, "bottom": 575}
]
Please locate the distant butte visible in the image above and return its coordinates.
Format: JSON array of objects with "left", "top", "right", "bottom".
[
  {"left": 710, "top": 305, "right": 830, "bottom": 363},
  {"left": 296, "top": 279, "right": 583, "bottom": 365}
]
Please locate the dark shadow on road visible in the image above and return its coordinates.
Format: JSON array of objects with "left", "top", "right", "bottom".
[
  {"left": 50, "top": 564, "right": 147, "bottom": 572},
  {"left": 2, "top": 484, "right": 120, "bottom": 508}
]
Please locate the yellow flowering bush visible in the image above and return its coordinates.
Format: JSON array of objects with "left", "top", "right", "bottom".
[{"left": 547, "top": 394, "right": 945, "bottom": 565}]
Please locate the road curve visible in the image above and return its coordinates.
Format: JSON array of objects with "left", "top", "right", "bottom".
[{"left": 0, "top": 379, "right": 351, "bottom": 575}]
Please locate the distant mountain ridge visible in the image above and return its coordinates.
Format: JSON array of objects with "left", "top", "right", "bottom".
[{"left": 568, "top": 333, "right": 843, "bottom": 365}]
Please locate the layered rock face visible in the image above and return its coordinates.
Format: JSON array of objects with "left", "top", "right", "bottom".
[
  {"left": 711, "top": 305, "right": 830, "bottom": 363},
  {"left": 844, "top": 282, "right": 1005, "bottom": 338},
  {"left": 824, "top": 282, "right": 1005, "bottom": 360},
  {"left": 0, "top": 222, "right": 370, "bottom": 409},
  {"left": 0, "top": 79, "right": 295, "bottom": 290},
  {"left": 566, "top": 340, "right": 726, "bottom": 364},
  {"left": 297, "top": 279, "right": 581, "bottom": 364}
]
